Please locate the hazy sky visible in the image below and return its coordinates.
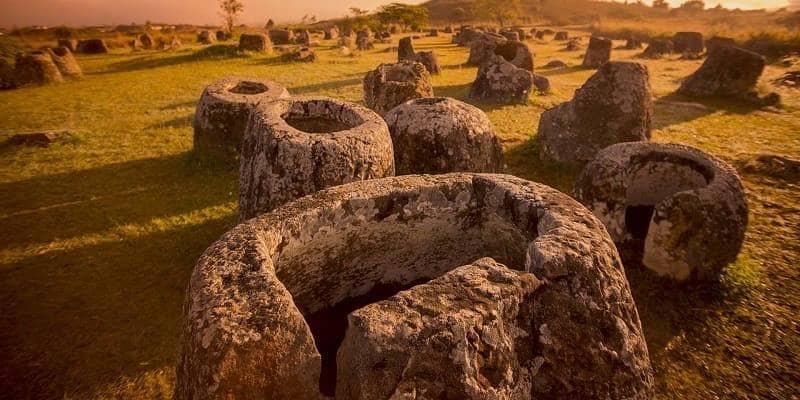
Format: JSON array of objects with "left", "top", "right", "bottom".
[{"left": 0, "top": 0, "right": 792, "bottom": 28}]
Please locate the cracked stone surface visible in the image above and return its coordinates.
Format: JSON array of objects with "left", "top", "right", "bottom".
[
  {"left": 363, "top": 61, "right": 434, "bottom": 116},
  {"left": 176, "top": 173, "right": 653, "bottom": 400},
  {"left": 383, "top": 97, "right": 504, "bottom": 174},
  {"left": 469, "top": 54, "right": 533, "bottom": 104},
  {"left": 193, "top": 76, "right": 290, "bottom": 157},
  {"left": 573, "top": 142, "right": 748, "bottom": 281},
  {"left": 13, "top": 52, "right": 63, "bottom": 86},
  {"left": 538, "top": 61, "right": 653, "bottom": 165},
  {"left": 238, "top": 96, "right": 394, "bottom": 220}
]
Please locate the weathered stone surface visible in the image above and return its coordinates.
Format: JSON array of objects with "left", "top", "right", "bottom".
[
  {"left": 197, "top": 30, "right": 216, "bottom": 44},
  {"left": 469, "top": 54, "right": 533, "bottom": 104},
  {"left": 338, "top": 35, "right": 354, "bottom": 49},
  {"left": 337, "top": 258, "right": 541, "bottom": 400},
  {"left": 363, "top": 60, "right": 434, "bottom": 116},
  {"left": 564, "top": 38, "right": 581, "bottom": 51},
  {"left": 397, "top": 37, "right": 415, "bottom": 61},
  {"left": 582, "top": 36, "right": 612, "bottom": 68},
  {"left": 129, "top": 38, "right": 144, "bottom": 50},
  {"left": 454, "top": 27, "right": 482, "bottom": 46},
  {"left": 444, "top": 25, "right": 454, "bottom": 34},
  {"left": 193, "top": 76, "right": 290, "bottom": 157},
  {"left": 573, "top": 142, "right": 748, "bottom": 282},
  {"left": 356, "top": 30, "right": 374, "bottom": 50},
  {"left": 239, "top": 33, "right": 272, "bottom": 53},
  {"left": 57, "top": 39, "right": 77, "bottom": 52},
  {"left": 46, "top": 47, "right": 82, "bottom": 78},
  {"left": 269, "top": 29, "right": 293, "bottom": 45},
  {"left": 468, "top": 32, "right": 507, "bottom": 66},
  {"left": 640, "top": 39, "right": 673, "bottom": 59},
  {"left": 412, "top": 51, "right": 441, "bottom": 75},
  {"left": 539, "top": 61, "right": 652, "bottom": 165},
  {"left": 238, "top": 97, "right": 395, "bottom": 219},
  {"left": 427, "top": 29, "right": 439, "bottom": 37},
  {"left": 291, "top": 47, "right": 317, "bottom": 62},
  {"left": 535, "top": 31, "right": 545, "bottom": 40},
  {"left": 501, "top": 30, "right": 520, "bottom": 41},
  {"left": 678, "top": 45, "right": 764, "bottom": 98},
  {"left": 554, "top": 31, "right": 569, "bottom": 40},
  {"left": 158, "top": 36, "right": 183, "bottom": 50},
  {"left": 324, "top": 26, "right": 340, "bottom": 40},
  {"left": 140, "top": 33, "right": 154, "bottom": 49},
  {"left": 76, "top": 39, "right": 108, "bottom": 54},
  {"left": 13, "top": 52, "right": 63, "bottom": 86},
  {"left": 176, "top": 173, "right": 653, "bottom": 400},
  {"left": 673, "top": 31, "right": 704, "bottom": 54},
  {"left": 493, "top": 40, "right": 534, "bottom": 71},
  {"left": 383, "top": 97, "right": 504, "bottom": 174}
]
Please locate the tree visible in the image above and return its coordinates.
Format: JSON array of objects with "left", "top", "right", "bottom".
[
  {"left": 376, "top": 3, "right": 429, "bottom": 31},
  {"left": 473, "top": 0, "right": 522, "bottom": 27},
  {"left": 652, "top": 0, "right": 669, "bottom": 8},
  {"left": 219, "top": 0, "right": 244, "bottom": 34},
  {"left": 265, "top": 19, "right": 275, "bottom": 29}
]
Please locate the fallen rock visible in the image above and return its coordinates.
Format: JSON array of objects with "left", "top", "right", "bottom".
[
  {"left": 574, "top": 142, "right": 748, "bottom": 282},
  {"left": 582, "top": 36, "right": 612, "bottom": 68},
  {"left": 469, "top": 54, "right": 533, "bottom": 104},
  {"left": 9, "top": 130, "right": 66, "bottom": 146},
  {"left": 238, "top": 33, "right": 272, "bottom": 53},
  {"left": 176, "top": 173, "right": 654, "bottom": 399},
  {"left": 383, "top": 97, "right": 504, "bottom": 174},
  {"left": 13, "top": 52, "right": 63, "bottom": 86},
  {"left": 238, "top": 97, "right": 395, "bottom": 219},
  {"left": 673, "top": 31, "right": 704, "bottom": 54},
  {"left": 678, "top": 45, "right": 764, "bottom": 98},
  {"left": 363, "top": 60, "right": 434, "bottom": 116},
  {"left": 193, "top": 76, "right": 290, "bottom": 157},
  {"left": 539, "top": 61, "right": 653, "bottom": 164},
  {"left": 533, "top": 73, "right": 551, "bottom": 93}
]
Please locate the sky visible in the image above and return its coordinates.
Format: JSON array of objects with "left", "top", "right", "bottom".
[{"left": 0, "top": 0, "right": 793, "bottom": 28}]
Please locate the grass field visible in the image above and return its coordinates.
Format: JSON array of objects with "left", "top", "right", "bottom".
[{"left": 0, "top": 32, "right": 798, "bottom": 399}]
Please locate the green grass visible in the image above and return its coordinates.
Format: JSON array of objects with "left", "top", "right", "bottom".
[{"left": 1, "top": 32, "right": 799, "bottom": 399}]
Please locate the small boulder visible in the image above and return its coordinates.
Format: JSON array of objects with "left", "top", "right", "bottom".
[
  {"left": 564, "top": 38, "right": 582, "bottom": 51},
  {"left": 542, "top": 59, "right": 567, "bottom": 69},
  {"left": 533, "top": 73, "right": 551, "bottom": 93},
  {"left": 582, "top": 36, "right": 612, "bottom": 68},
  {"left": 468, "top": 54, "right": 533, "bottom": 104},
  {"left": 538, "top": 61, "right": 653, "bottom": 165},
  {"left": 9, "top": 130, "right": 66, "bottom": 146},
  {"left": 554, "top": 31, "right": 569, "bottom": 40},
  {"left": 412, "top": 51, "right": 441, "bottom": 75},
  {"left": 624, "top": 38, "right": 643, "bottom": 49},
  {"left": 383, "top": 97, "right": 504, "bottom": 174},
  {"left": 398, "top": 37, "right": 415, "bottom": 61},
  {"left": 706, "top": 36, "right": 736, "bottom": 54},
  {"left": 363, "top": 60, "right": 434, "bottom": 116},
  {"left": 239, "top": 33, "right": 272, "bottom": 53}
]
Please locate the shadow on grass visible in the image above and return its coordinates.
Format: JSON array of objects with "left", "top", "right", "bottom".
[
  {"left": 0, "top": 213, "right": 234, "bottom": 399},
  {"left": 537, "top": 65, "right": 590, "bottom": 77},
  {"left": 653, "top": 92, "right": 768, "bottom": 130},
  {"left": 146, "top": 113, "right": 194, "bottom": 130},
  {"left": 0, "top": 152, "right": 238, "bottom": 254},
  {"left": 100, "top": 44, "right": 249, "bottom": 74},
  {"left": 503, "top": 137, "right": 581, "bottom": 194},
  {"left": 290, "top": 77, "right": 364, "bottom": 95}
]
